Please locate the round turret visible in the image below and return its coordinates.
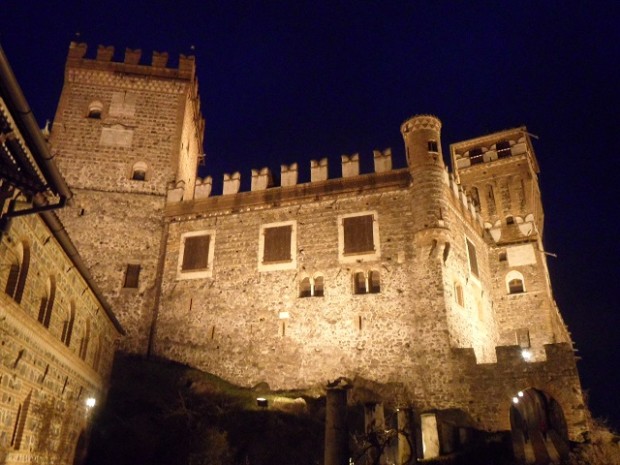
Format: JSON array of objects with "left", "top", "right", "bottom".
[{"left": 400, "top": 114, "right": 444, "bottom": 170}]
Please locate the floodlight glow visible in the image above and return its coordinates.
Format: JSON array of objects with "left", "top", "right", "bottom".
[
  {"left": 86, "top": 397, "right": 96, "bottom": 408},
  {"left": 521, "top": 349, "right": 532, "bottom": 361},
  {"left": 512, "top": 397, "right": 519, "bottom": 404}
]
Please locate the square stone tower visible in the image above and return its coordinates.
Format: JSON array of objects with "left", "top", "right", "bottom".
[{"left": 49, "top": 42, "right": 204, "bottom": 352}]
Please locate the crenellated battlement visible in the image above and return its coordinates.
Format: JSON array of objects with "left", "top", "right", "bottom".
[
  {"left": 66, "top": 41, "right": 196, "bottom": 80},
  {"left": 167, "top": 148, "right": 399, "bottom": 204}
]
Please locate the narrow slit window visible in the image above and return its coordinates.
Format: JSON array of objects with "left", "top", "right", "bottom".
[
  {"left": 369, "top": 271, "right": 380, "bottom": 293},
  {"left": 314, "top": 276, "right": 324, "bottom": 297},
  {"left": 123, "top": 264, "right": 141, "bottom": 288},
  {"left": 354, "top": 272, "right": 367, "bottom": 295},
  {"left": 466, "top": 238, "right": 479, "bottom": 278}
]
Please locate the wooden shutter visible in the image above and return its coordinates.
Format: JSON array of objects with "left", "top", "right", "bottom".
[
  {"left": 123, "top": 264, "right": 141, "bottom": 288},
  {"left": 466, "top": 239, "right": 479, "bottom": 278},
  {"left": 182, "top": 235, "right": 210, "bottom": 271},
  {"left": 343, "top": 215, "right": 374, "bottom": 254},
  {"left": 263, "top": 226, "right": 292, "bottom": 263}
]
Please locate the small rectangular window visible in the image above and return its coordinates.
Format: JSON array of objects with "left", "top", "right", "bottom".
[
  {"left": 428, "top": 140, "right": 438, "bottom": 152},
  {"left": 182, "top": 235, "right": 210, "bottom": 271},
  {"left": 466, "top": 238, "right": 479, "bottom": 278},
  {"left": 263, "top": 225, "right": 292, "bottom": 263},
  {"left": 123, "top": 264, "right": 141, "bottom": 288},
  {"left": 343, "top": 215, "right": 374, "bottom": 255},
  {"left": 516, "top": 328, "right": 531, "bottom": 348}
]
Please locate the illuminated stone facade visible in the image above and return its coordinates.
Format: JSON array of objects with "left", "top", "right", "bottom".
[
  {"left": 49, "top": 42, "right": 588, "bottom": 450},
  {"left": 0, "top": 53, "right": 122, "bottom": 464}
]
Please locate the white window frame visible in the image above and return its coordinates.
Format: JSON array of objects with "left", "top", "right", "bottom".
[
  {"left": 258, "top": 220, "right": 297, "bottom": 272},
  {"left": 176, "top": 230, "right": 216, "bottom": 280},
  {"left": 338, "top": 211, "right": 381, "bottom": 264}
]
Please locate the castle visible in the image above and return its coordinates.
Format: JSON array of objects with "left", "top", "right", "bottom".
[{"left": 3, "top": 41, "right": 589, "bottom": 464}]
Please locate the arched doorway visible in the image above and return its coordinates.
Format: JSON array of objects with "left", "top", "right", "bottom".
[{"left": 509, "top": 388, "right": 569, "bottom": 464}]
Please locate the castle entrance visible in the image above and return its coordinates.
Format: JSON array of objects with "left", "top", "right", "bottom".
[{"left": 509, "top": 388, "right": 569, "bottom": 464}]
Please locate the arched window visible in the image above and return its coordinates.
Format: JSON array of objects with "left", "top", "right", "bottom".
[
  {"left": 454, "top": 282, "right": 464, "bottom": 307},
  {"left": 131, "top": 161, "right": 148, "bottom": 181},
  {"left": 37, "top": 276, "right": 56, "bottom": 328},
  {"left": 87, "top": 100, "right": 104, "bottom": 119},
  {"left": 79, "top": 320, "right": 91, "bottom": 361},
  {"left": 353, "top": 271, "right": 381, "bottom": 295},
  {"left": 299, "top": 275, "right": 324, "bottom": 297},
  {"left": 299, "top": 277, "right": 311, "bottom": 297},
  {"left": 11, "top": 390, "right": 31, "bottom": 450},
  {"left": 369, "top": 271, "right": 380, "bottom": 293},
  {"left": 62, "top": 302, "right": 76, "bottom": 347},
  {"left": 5, "top": 242, "right": 30, "bottom": 304},
  {"left": 314, "top": 275, "right": 324, "bottom": 297},
  {"left": 506, "top": 270, "right": 526, "bottom": 294},
  {"left": 92, "top": 335, "right": 103, "bottom": 371},
  {"left": 354, "top": 272, "right": 366, "bottom": 294}
]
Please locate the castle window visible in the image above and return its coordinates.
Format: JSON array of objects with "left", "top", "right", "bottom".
[
  {"left": 428, "top": 140, "right": 438, "bottom": 152},
  {"left": 11, "top": 391, "right": 31, "bottom": 450},
  {"left": 61, "top": 303, "right": 76, "bottom": 347},
  {"left": 299, "top": 275, "right": 325, "bottom": 298},
  {"left": 339, "top": 211, "right": 381, "bottom": 263},
  {"left": 506, "top": 270, "right": 526, "bottom": 294},
  {"left": 79, "top": 320, "right": 90, "bottom": 361},
  {"left": 353, "top": 270, "right": 381, "bottom": 294},
  {"left": 506, "top": 216, "right": 515, "bottom": 225},
  {"left": 314, "top": 275, "right": 324, "bottom": 297},
  {"left": 496, "top": 140, "right": 511, "bottom": 159},
  {"left": 5, "top": 242, "right": 30, "bottom": 304},
  {"left": 37, "top": 276, "right": 56, "bottom": 329},
  {"left": 258, "top": 221, "right": 297, "bottom": 272},
  {"left": 123, "top": 264, "right": 141, "bottom": 288},
  {"left": 454, "top": 282, "right": 464, "bottom": 306},
  {"left": 515, "top": 328, "right": 531, "bottom": 348},
  {"left": 466, "top": 238, "right": 479, "bottom": 278},
  {"left": 369, "top": 270, "right": 380, "bottom": 293},
  {"left": 299, "top": 277, "right": 312, "bottom": 297},
  {"left": 87, "top": 100, "right": 103, "bottom": 119},
  {"left": 469, "top": 148, "right": 484, "bottom": 165},
  {"left": 354, "top": 272, "right": 366, "bottom": 294},
  {"left": 131, "top": 161, "right": 148, "bottom": 181},
  {"left": 499, "top": 251, "right": 507, "bottom": 262},
  {"left": 178, "top": 231, "right": 215, "bottom": 279}
]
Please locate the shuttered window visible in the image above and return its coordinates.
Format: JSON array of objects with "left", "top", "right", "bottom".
[
  {"left": 182, "top": 235, "right": 210, "bottom": 271},
  {"left": 263, "top": 225, "right": 292, "bottom": 263},
  {"left": 466, "top": 238, "right": 479, "bottom": 278},
  {"left": 123, "top": 264, "right": 141, "bottom": 288},
  {"left": 343, "top": 215, "right": 374, "bottom": 255}
]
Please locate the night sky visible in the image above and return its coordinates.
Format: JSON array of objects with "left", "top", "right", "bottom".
[{"left": 1, "top": 1, "right": 618, "bottom": 430}]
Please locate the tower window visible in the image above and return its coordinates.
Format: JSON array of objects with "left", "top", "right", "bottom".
[
  {"left": 454, "top": 282, "right": 464, "bottom": 306},
  {"left": 466, "top": 238, "right": 479, "bottom": 278},
  {"left": 131, "top": 161, "right": 148, "bottom": 181},
  {"left": 5, "top": 242, "right": 30, "bottom": 304},
  {"left": 427, "top": 140, "right": 438, "bottom": 152},
  {"left": 123, "top": 264, "right": 141, "bottom": 288},
  {"left": 87, "top": 100, "right": 104, "bottom": 119},
  {"left": 506, "top": 270, "right": 526, "bottom": 294},
  {"left": 469, "top": 148, "right": 484, "bottom": 165},
  {"left": 354, "top": 272, "right": 366, "bottom": 295},
  {"left": 496, "top": 140, "right": 511, "bottom": 159}
]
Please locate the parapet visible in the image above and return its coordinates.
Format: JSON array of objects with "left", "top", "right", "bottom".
[
  {"left": 400, "top": 114, "right": 442, "bottom": 134},
  {"left": 65, "top": 42, "right": 196, "bottom": 80}
]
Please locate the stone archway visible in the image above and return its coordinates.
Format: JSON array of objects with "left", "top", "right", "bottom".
[{"left": 510, "top": 388, "right": 570, "bottom": 464}]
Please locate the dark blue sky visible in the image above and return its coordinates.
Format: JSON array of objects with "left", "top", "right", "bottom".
[{"left": 2, "top": 1, "right": 618, "bottom": 428}]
